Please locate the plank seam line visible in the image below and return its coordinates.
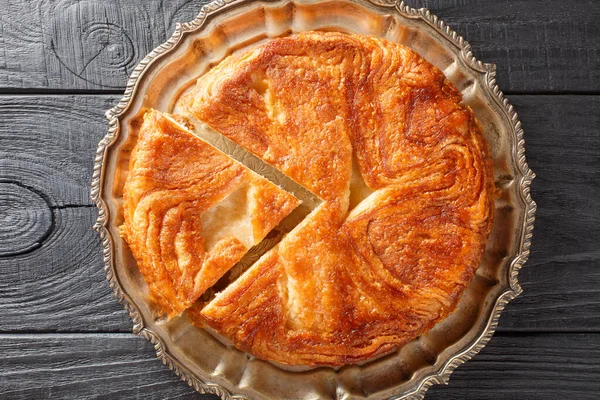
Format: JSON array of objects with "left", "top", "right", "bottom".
[
  {"left": 0, "top": 89, "right": 124, "bottom": 96},
  {"left": 0, "top": 332, "right": 136, "bottom": 338},
  {"left": 51, "top": 204, "right": 96, "bottom": 209}
]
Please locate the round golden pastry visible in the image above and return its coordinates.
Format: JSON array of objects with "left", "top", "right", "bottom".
[{"left": 123, "top": 31, "right": 496, "bottom": 367}]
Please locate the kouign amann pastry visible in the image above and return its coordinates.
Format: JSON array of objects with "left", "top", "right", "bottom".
[{"left": 123, "top": 31, "right": 495, "bottom": 366}]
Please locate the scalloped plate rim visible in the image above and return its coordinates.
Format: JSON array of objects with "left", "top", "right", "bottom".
[{"left": 91, "top": 1, "right": 537, "bottom": 399}]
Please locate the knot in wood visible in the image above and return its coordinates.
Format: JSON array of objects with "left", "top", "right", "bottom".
[
  {"left": 0, "top": 182, "right": 53, "bottom": 257},
  {"left": 49, "top": 2, "right": 137, "bottom": 87}
]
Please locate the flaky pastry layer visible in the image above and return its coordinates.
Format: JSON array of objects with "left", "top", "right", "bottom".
[
  {"left": 125, "top": 30, "right": 496, "bottom": 366},
  {"left": 186, "top": 32, "right": 496, "bottom": 366},
  {"left": 121, "top": 110, "right": 299, "bottom": 317}
]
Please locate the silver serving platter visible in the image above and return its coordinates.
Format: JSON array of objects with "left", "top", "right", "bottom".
[{"left": 91, "top": 0, "right": 537, "bottom": 398}]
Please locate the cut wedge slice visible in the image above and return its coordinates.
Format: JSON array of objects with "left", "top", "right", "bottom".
[{"left": 121, "top": 110, "right": 300, "bottom": 317}]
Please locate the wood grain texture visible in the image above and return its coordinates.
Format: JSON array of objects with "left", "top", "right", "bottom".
[
  {"left": 497, "top": 94, "right": 600, "bottom": 331},
  {"left": 0, "top": 0, "right": 191, "bottom": 90},
  {"left": 0, "top": 207, "right": 131, "bottom": 333},
  {"left": 0, "top": 333, "right": 205, "bottom": 400},
  {"left": 426, "top": 333, "right": 600, "bottom": 400},
  {"left": 0, "top": 182, "right": 53, "bottom": 257},
  {"left": 0, "top": 333, "right": 598, "bottom": 399},
  {"left": 0, "top": 94, "right": 118, "bottom": 207},
  {"left": 0, "top": 0, "right": 598, "bottom": 92},
  {"left": 404, "top": 0, "right": 600, "bottom": 93},
  {"left": 0, "top": 94, "right": 598, "bottom": 333},
  {"left": 0, "top": 95, "right": 135, "bottom": 332}
]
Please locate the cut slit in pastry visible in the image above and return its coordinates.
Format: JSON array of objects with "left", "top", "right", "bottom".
[
  {"left": 121, "top": 110, "right": 300, "bottom": 318},
  {"left": 123, "top": 31, "right": 496, "bottom": 367}
]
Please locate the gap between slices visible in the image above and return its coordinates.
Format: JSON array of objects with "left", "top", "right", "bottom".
[
  {"left": 121, "top": 110, "right": 320, "bottom": 318},
  {"left": 164, "top": 114, "right": 324, "bottom": 299},
  {"left": 174, "top": 115, "right": 377, "bottom": 320}
]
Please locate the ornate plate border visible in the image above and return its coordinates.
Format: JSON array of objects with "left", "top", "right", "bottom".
[{"left": 90, "top": 0, "right": 537, "bottom": 398}]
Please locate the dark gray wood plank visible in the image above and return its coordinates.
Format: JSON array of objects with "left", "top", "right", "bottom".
[
  {"left": 0, "top": 94, "right": 598, "bottom": 332},
  {"left": 0, "top": 94, "right": 131, "bottom": 330},
  {"left": 426, "top": 333, "right": 600, "bottom": 400},
  {"left": 0, "top": 207, "right": 131, "bottom": 332},
  {"left": 0, "top": 0, "right": 598, "bottom": 92},
  {"left": 0, "top": 94, "right": 118, "bottom": 207},
  {"left": 405, "top": 0, "right": 600, "bottom": 93},
  {"left": 497, "top": 94, "right": 600, "bottom": 330},
  {"left": 0, "top": 333, "right": 598, "bottom": 399},
  {"left": 0, "top": 0, "right": 188, "bottom": 90},
  {"left": 0, "top": 333, "right": 205, "bottom": 400},
  {"left": 0, "top": 182, "right": 53, "bottom": 257}
]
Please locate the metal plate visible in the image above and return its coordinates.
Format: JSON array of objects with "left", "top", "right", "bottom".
[{"left": 91, "top": 0, "right": 537, "bottom": 398}]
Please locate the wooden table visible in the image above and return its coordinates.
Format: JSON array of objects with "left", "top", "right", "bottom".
[{"left": 1, "top": 0, "right": 598, "bottom": 398}]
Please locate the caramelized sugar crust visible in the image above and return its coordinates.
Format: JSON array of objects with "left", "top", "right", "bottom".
[
  {"left": 121, "top": 110, "right": 299, "bottom": 317},
  {"left": 183, "top": 31, "right": 496, "bottom": 366}
]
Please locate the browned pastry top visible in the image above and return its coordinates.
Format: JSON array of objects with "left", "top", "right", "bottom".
[
  {"left": 125, "top": 31, "right": 495, "bottom": 366},
  {"left": 121, "top": 110, "right": 299, "bottom": 317}
]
